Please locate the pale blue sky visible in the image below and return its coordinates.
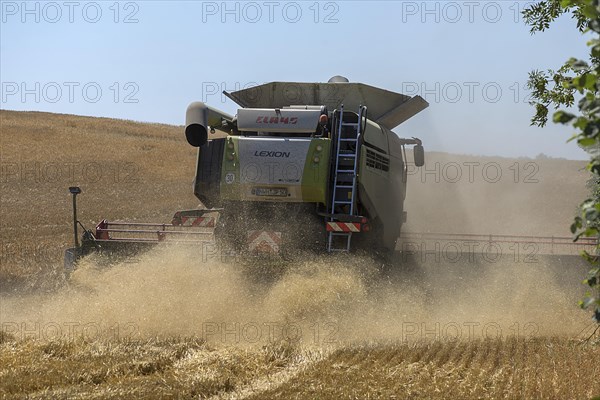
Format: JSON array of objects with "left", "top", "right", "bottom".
[{"left": 0, "top": 1, "right": 592, "bottom": 159}]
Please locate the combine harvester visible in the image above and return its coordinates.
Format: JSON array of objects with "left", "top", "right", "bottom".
[
  {"left": 64, "top": 76, "right": 428, "bottom": 270},
  {"left": 64, "top": 76, "right": 596, "bottom": 272}
]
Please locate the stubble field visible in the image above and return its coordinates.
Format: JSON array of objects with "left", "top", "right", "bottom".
[{"left": 1, "top": 110, "right": 599, "bottom": 399}]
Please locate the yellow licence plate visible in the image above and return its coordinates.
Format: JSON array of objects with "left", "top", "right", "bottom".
[{"left": 253, "top": 187, "right": 288, "bottom": 197}]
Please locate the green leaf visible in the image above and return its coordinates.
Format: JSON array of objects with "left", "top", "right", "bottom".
[
  {"left": 567, "top": 133, "right": 579, "bottom": 142},
  {"left": 570, "top": 59, "right": 589, "bottom": 72},
  {"left": 559, "top": 0, "right": 573, "bottom": 8},
  {"left": 581, "top": 3, "right": 600, "bottom": 19},
  {"left": 571, "top": 223, "right": 578, "bottom": 234},
  {"left": 588, "top": 267, "right": 600, "bottom": 277},
  {"left": 585, "top": 73, "right": 599, "bottom": 90},
  {"left": 585, "top": 205, "right": 600, "bottom": 220},
  {"left": 585, "top": 275, "right": 598, "bottom": 287},
  {"left": 572, "top": 75, "right": 583, "bottom": 90},
  {"left": 578, "top": 137, "right": 597, "bottom": 146},
  {"left": 553, "top": 110, "right": 576, "bottom": 124},
  {"left": 574, "top": 116, "right": 590, "bottom": 130}
]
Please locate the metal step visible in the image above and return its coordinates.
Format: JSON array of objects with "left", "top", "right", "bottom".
[{"left": 327, "top": 232, "right": 352, "bottom": 252}]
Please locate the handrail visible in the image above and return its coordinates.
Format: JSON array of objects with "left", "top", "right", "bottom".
[{"left": 401, "top": 232, "right": 597, "bottom": 244}]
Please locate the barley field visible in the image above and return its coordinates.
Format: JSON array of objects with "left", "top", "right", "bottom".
[{"left": 1, "top": 110, "right": 599, "bottom": 399}]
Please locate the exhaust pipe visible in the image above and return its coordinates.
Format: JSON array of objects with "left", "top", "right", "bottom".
[
  {"left": 185, "top": 102, "right": 234, "bottom": 147},
  {"left": 185, "top": 102, "right": 210, "bottom": 147}
]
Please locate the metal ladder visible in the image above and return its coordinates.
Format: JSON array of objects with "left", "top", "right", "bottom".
[{"left": 327, "top": 105, "right": 365, "bottom": 252}]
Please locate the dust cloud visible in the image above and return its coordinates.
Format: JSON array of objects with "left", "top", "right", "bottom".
[
  {"left": 0, "top": 244, "right": 591, "bottom": 347},
  {"left": 1, "top": 153, "right": 593, "bottom": 347},
  {"left": 401, "top": 152, "right": 589, "bottom": 236}
]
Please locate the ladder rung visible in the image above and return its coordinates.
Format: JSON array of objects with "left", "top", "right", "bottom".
[
  {"left": 330, "top": 232, "right": 352, "bottom": 236},
  {"left": 327, "top": 105, "right": 363, "bottom": 254}
]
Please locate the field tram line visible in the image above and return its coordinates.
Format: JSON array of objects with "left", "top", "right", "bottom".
[{"left": 205, "top": 348, "right": 331, "bottom": 400}]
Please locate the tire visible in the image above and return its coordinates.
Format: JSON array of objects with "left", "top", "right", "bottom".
[{"left": 195, "top": 138, "right": 225, "bottom": 208}]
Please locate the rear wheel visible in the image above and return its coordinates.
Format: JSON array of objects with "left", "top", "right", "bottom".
[{"left": 353, "top": 218, "right": 392, "bottom": 258}]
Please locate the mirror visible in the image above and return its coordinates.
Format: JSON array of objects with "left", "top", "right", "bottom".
[{"left": 414, "top": 144, "right": 425, "bottom": 167}]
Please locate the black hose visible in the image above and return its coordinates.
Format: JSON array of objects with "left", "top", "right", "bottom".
[{"left": 361, "top": 106, "right": 368, "bottom": 134}]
